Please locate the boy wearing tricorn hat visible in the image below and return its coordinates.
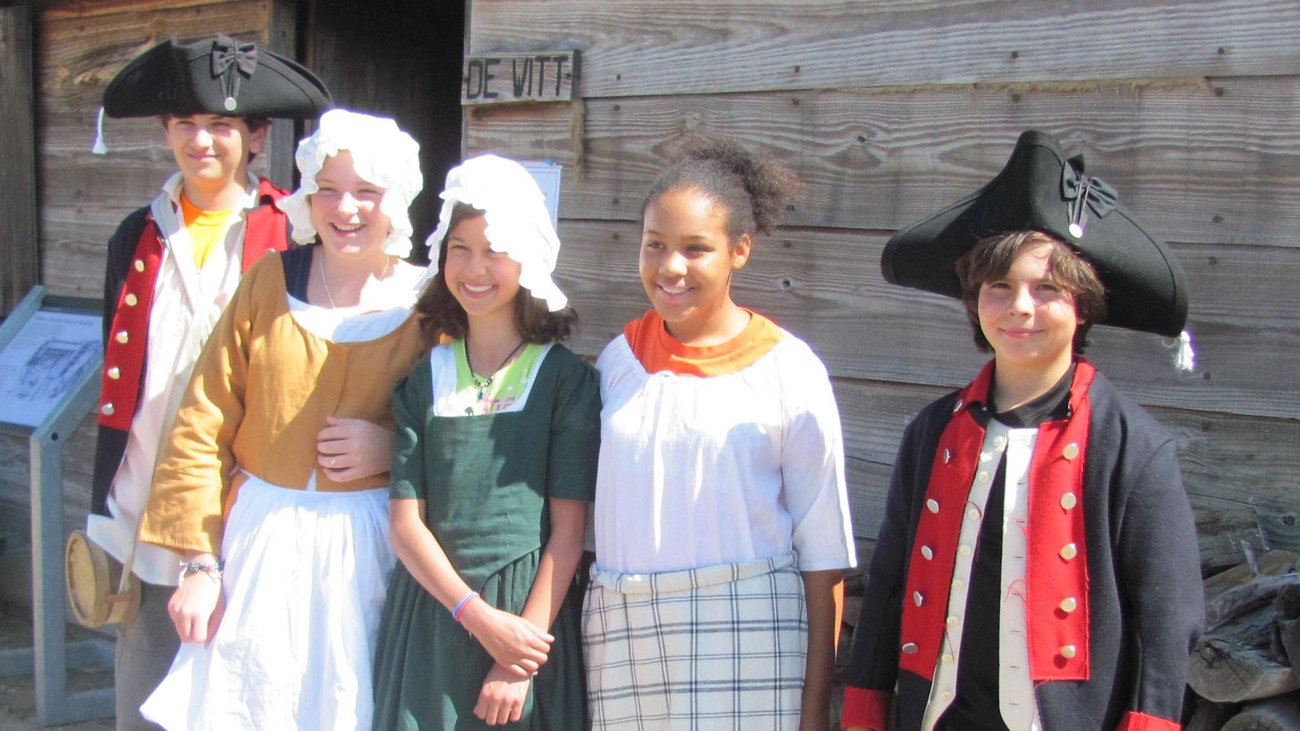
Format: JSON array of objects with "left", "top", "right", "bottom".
[
  {"left": 842, "top": 131, "right": 1203, "bottom": 731},
  {"left": 84, "top": 34, "right": 330, "bottom": 729}
]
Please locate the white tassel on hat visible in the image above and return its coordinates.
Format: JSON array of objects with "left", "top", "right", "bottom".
[
  {"left": 1164, "top": 330, "right": 1196, "bottom": 373},
  {"left": 92, "top": 107, "right": 108, "bottom": 154}
]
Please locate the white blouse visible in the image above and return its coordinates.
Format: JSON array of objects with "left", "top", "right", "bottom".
[{"left": 592, "top": 330, "right": 857, "bottom": 575}]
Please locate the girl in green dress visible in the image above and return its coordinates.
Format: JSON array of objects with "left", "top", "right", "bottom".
[{"left": 371, "top": 154, "right": 600, "bottom": 729}]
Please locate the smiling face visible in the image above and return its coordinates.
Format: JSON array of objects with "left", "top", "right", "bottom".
[
  {"left": 639, "top": 186, "right": 751, "bottom": 345},
  {"left": 977, "top": 240, "right": 1081, "bottom": 377},
  {"left": 442, "top": 213, "right": 523, "bottom": 327},
  {"left": 309, "top": 151, "right": 391, "bottom": 259},
  {"left": 164, "top": 114, "right": 264, "bottom": 189}
]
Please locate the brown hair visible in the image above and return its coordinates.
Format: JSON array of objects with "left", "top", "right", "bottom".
[
  {"left": 414, "top": 203, "right": 579, "bottom": 348},
  {"left": 954, "top": 230, "right": 1107, "bottom": 354}
]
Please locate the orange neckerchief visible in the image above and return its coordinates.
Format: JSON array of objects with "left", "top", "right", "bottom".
[{"left": 624, "top": 309, "right": 784, "bottom": 377}]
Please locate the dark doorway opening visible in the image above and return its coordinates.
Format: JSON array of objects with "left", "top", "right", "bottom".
[{"left": 301, "top": 0, "right": 465, "bottom": 264}]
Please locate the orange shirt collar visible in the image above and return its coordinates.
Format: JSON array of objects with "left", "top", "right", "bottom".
[{"left": 624, "top": 309, "right": 784, "bottom": 377}]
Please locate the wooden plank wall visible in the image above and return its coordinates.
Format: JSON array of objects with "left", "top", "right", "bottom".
[
  {"left": 462, "top": 0, "right": 1300, "bottom": 572},
  {"left": 0, "top": 0, "right": 275, "bottom": 539},
  {"left": 0, "top": 3, "right": 40, "bottom": 318}
]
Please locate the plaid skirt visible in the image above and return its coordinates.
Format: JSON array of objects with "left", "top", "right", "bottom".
[{"left": 582, "top": 555, "right": 807, "bottom": 729}]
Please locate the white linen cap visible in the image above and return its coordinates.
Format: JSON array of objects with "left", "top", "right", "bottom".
[
  {"left": 277, "top": 108, "right": 423, "bottom": 256},
  {"left": 426, "top": 154, "right": 568, "bottom": 312}
]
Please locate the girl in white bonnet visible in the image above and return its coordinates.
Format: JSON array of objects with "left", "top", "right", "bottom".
[
  {"left": 371, "top": 154, "right": 600, "bottom": 729},
  {"left": 138, "top": 109, "right": 428, "bottom": 730}
]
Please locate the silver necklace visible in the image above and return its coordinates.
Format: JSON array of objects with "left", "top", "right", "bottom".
[
  {"left": 318, "top": 252, "right": 391, "bottom": 309},
  {"left": 468, "top": 336, "right": 526, "bottom": 401}
]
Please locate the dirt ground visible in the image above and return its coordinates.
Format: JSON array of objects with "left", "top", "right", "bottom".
[{"left": 0, "top": 603, "right": 114, "bottom": 731}]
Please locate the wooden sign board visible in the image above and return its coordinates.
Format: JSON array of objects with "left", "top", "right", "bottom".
[{"left": 462, "top": 50, "right": 579, "bottom": 105}]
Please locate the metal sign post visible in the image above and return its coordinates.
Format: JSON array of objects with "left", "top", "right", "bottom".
[{"left": 0, "top": 285, "right": 114, "bottom": 725}]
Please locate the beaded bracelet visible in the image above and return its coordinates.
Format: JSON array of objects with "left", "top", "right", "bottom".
[
  {"left": 177, "top": 558, "right": 224, "bottom": 586},
  {"left": 452, "top": 591, "right": 479, "bottom": 622}
]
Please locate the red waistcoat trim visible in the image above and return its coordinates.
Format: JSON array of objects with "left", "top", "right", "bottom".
[
  {"left": 898, "top": 359, "right": 1096, "bottom": 683},
  {"left": 97, "top": 179, "right": 289, "bottom": 431}
]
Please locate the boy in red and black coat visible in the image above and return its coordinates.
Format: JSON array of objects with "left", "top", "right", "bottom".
[
  {"left": 84, "top": 35, "right": 330, "bottom": 729},
  {"left": 843, "top": 131, "right": 1203, "bottom": 731}
]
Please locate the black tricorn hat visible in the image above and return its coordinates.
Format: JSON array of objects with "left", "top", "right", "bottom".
[
  {"left": 103, "top": 35, "right": 332, "bottom": 119},
  {"left": 881, "top": 130, "right": 1189, "bottom": 337}
]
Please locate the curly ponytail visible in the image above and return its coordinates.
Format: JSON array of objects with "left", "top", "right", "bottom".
[{"left": 642, "top": 139, "right": 802, "bottom": 243}]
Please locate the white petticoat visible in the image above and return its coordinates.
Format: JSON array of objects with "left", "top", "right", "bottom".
[{"left": 140, "top": 478, "right": 394, "bottom": 730}]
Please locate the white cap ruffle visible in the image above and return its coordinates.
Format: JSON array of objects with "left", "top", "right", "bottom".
[
  {"left": 426, "top": 153, "right": 567, "bottom": 312},
  {"left": 277, "top": 108, "right": 423, "bottom": 256}
]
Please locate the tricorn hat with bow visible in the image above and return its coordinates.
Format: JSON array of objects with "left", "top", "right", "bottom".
[
  {"left": 881, "top": 130, "right": 1190, "bottom": 339},
  {"left": 102, "top": 34, "right": 332, "bottom": 119}
]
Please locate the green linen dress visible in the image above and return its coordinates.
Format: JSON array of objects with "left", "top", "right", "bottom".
[{"left": 372, "top": 344, "right": 600, "bottom": 730}]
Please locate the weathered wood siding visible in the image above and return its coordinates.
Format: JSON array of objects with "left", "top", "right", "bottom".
[
  {"left": 462, "top": 0, "right": 1300, "bottom": 571},
  {"left": 12, "top": 0, "right": 1298, "bottom": 574},
  {"left": 1, "top": 3, "right": 39, "bottom": 317}
]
